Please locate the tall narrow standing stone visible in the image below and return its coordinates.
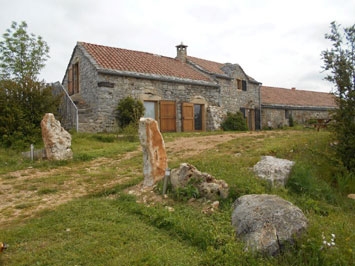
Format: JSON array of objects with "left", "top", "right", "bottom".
[
  {"left": 41, "top": 113, "right": 73, "bottom": 160},
  {"left": 139, "top": 118, "right": 168, "bottom": 187}
]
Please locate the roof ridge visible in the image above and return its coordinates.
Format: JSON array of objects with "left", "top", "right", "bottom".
[
  {"left": 261, "top": 86, "right": 332, "bottom": 94},
  {"left": 187, "top": 55, "right": 225, "bottom": 66},
  {"left": 78, "top": 41, "right": 177, "bottom": 60},
  {"left": 77, "top": 41, "right": 214, "bottom": 83}
]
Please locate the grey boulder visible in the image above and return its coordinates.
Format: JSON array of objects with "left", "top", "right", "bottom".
[
  {"left": 232, "top": 194, "right": 307, "bottom": 255},
  {"left": 253, "top": 156, "right": 295, "bottom": 187}
]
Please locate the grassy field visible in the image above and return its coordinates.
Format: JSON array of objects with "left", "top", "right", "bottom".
[{"left": 0, "top": 129, "right": 354, "bottom": 265}]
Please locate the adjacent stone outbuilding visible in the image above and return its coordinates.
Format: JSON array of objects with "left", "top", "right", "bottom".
[{"left": 261, "top": 86, "right": 337, "bottom": 129}]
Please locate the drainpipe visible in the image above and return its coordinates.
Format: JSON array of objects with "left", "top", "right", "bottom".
[{"left": 259, "top": 83, "right": 262, "bottom": 130}]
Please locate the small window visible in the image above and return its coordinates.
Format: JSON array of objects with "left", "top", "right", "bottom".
[{"left": 285, "top": 110, "right": 289, "bottom": 119}]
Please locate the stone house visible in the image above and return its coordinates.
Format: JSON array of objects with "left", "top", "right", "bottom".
[
  {"left": 61, "top": 42, "right": 261, "bottom": 132},
  {"left": 261, "top": 86, "right": 337, "bottom": 128}
]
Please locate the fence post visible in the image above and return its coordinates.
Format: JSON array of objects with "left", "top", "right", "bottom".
[
  {"left": 30, "top": 144, "right": 34, "bottom": 161},
  {"left": 76, "top": 109, "right": 79, "bottom": 132},
  {"left": 162, "top": 168, "right": 171, "bottom": 195}
]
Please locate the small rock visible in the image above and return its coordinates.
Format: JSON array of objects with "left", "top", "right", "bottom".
[
  {"left": 234, "top": 153, "right": 242, "bottom": 157},
  {"left": 163, "top": 194, "right": 168, "bottom": 199},
  {"left": 165, "top": 206, "right": 174, "bottom": 212},
  {"left": 66, "top": 228, "right": 71, "bottom": 232},
  {"left": 211, "top": 201, "right": 219, "bottom": 209},
  {"left": 348, "top": 194, "right": 355, "bottom": 200},
  {"left": 128, "top": 190, "right": 135, "bottom": 195},
  {"left": 188, "top": 198, "right": 196, "bottom": 203}
]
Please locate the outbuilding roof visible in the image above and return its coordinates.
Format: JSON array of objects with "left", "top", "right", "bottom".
[{"left": 261, "top": 86, "right": 337, "bottom": 108}]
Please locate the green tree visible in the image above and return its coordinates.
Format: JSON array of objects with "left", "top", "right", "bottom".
[
  {"left": 321, "top": 22, "right": 355, "bottom": 171},
  {"left": 0, "top": 21, "right": 49, "bottom": 82},
  {"left": 0, "top": 22, "right": 59, "bottom": 148}
]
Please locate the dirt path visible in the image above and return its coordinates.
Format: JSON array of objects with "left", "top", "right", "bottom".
[{"left": 0, "top": 130, "right": 291, "bottom": 225}]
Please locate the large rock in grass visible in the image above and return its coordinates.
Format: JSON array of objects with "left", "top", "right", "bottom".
[
  {"left": 232, "top": 194, "right": 308, "bottom": 255},
  {"left": 253, "top": 156, "right": 295, "bottom": 187},
  {"left": 41, "top": 113, "right": 73, "bottom": 160},
  {"left": 139, "top": 118, "right": 168, "bottom": 187},
  {"left": 171, "top": 163, "right": 229, "bottom": 200}
]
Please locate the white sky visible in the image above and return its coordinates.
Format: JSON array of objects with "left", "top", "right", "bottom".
[{"left": 0, "top": 0, "right": 354, "bottom": 92}]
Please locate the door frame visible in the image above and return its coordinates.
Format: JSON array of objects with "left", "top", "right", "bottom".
[{"left": 181, "top": 103, "right": 205, "bottom": 132}]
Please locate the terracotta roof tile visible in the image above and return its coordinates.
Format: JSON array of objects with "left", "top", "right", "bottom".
[
  {"left": 79, "top": 42, "right": 211, "bottom": 82},
  {"left": 261, "top": 86, "right": 337, "bottom": 108},
  {"left": 187, "top": 56, "right": 226, "bottom": 75}
]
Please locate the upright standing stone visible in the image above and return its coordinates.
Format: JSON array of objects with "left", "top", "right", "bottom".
[
  {"left": 41, "top": 113, "right": 73, "bottom": 160},
  {"left": 139, "top": 118, "right": 168, "bottom": 187}
]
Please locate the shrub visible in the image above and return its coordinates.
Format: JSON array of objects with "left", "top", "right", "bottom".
[
  {"left": 116, "top": 97, "right": 145, "bottom": 128},
  {"left": 221, "top": 112, "right": 248, "bottom": 131},
  {"left": 0, "top": 79, "right": 60, "bottom": 148},
  {"left": 289, "top": 114, "right": 294, "bottom": 127}
]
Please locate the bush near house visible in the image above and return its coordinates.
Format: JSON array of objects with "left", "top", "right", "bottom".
[
  {"left": 288, "top": 114, "right": 294, "bottom": 127},
  {"left": 116, "top": 96, "right": 145, "bottom": 128},
  {"left": 221, "top": 111, "right": 248, "bottom": 131}
]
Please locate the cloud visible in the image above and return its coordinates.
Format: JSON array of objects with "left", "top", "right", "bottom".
[{"left": 0, "top": 0, "right": 353, "bottom": 92}]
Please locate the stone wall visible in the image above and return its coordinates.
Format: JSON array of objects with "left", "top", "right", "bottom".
[
  {"left": 95, "top": 74, "right": 220, "bottom": 132},
  {"left": 262, "top": 107, "right": 333, "bottom": 128}
]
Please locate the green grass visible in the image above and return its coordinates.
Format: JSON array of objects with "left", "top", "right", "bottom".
[
  {"left": 0, "top": 132, "right": 139, "bottom": 174},
  {"left": 0, "top": 129, "right": 354, "bottom": 265}
]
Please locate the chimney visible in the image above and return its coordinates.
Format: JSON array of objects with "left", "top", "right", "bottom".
[
  {"left": 291, "top": 87, "right": 296, "bottom": 90},
  {"left": 176, "top": 42, "right": 188, "bottom": 63}
]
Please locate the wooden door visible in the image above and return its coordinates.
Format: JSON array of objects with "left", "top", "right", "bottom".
[
  {"left": 160, "top": 101, "right": 176, "bottom": 132},
  {"left": 182, "top": 103, "right": 194, "bottom": 132}
]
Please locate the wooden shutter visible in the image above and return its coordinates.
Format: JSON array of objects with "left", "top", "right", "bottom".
[
  {"left": 68, "top": 67, "right": 73, "bottom": 95},
  {"left": 74, "top": 63, "right": 79, "bottom": 93},
  {"left": 160, "top": 101, "right": 176, "bottom": 132},
  {"left": 182, "top": 103, "right": 194, "bottom": 132},
  {"left": 242, "top": 80, "right": 247, "bottom": 91}
]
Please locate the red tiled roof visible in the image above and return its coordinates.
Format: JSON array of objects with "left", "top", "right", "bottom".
[
  {"left": 187, "top": 56, "right": 226, "bottom": 75},
  {"left": 261, "top": 86, "right": 337, "bottom": 108},
  {"left": 79, "top": 42, "right": 211, "bottom": 82}
]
